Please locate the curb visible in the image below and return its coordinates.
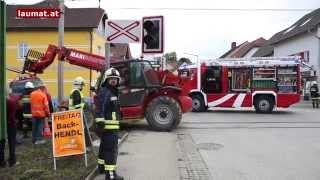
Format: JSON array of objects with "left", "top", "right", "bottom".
[{"left": 85, "top": 131, "right": 129, "bottom": 180}]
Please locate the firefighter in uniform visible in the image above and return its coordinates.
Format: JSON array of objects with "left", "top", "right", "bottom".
[
  {"left": 21, "top": 82, "right": 35, "bottom": 138},
  {"left": 69, "top": 76, "right": 91, "bottom": 147},
  {"left": 96, "top": 68, "right": 123, "bottom": 180},
  {"left": 310, "top": 81, "right": 319, "bottom": 108}
]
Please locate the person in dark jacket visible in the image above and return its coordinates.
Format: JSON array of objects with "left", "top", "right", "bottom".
[
  {"left": 0, "top": 86, "right": 21, "bottom": 167},
  {"left": 96, "top": 68, "right": 123, "bottom": 180},
  {"left": 21, "top": 81, "right": 35, "bottom": 138},
  {"left": 310, "top": 81, "right": 319, "bottom": 108}
]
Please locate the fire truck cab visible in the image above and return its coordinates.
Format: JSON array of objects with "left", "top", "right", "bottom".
[{"left": 179, "top": 57, "right": 301, "bottom": 113}]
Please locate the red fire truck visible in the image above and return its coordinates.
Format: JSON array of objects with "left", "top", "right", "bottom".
[{"left": 179, "top": 57, "right": 301, "bottom": 113}]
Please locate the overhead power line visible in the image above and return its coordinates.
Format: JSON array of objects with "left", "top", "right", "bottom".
[
  {"left": 64, "top": 0, "right": 315, "bottom": 12},
  {"left": 104, "top": 8, "right": 314, "bottom": 12}
]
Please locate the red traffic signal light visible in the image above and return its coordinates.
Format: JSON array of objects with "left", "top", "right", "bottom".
[{"left": 142, "top": 16, "right": 164, "bottom": 54}]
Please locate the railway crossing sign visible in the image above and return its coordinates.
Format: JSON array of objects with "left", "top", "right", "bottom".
[{"left": 106, "top": 20, "right": 141, "bottom": 43}]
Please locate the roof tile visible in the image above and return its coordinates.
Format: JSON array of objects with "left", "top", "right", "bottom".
[
  {"left": 269, "top": 8, "right": 320, "bottom": 45},
  {"left": 220, "top": 37, "right": 267, "bottom": 58},
  {"left": 7, "top": 0, "right": 106, "bottom": 29}
]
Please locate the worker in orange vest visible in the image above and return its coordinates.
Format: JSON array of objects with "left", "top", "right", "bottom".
[{"left": 30, "top": 83, "right": 50, "bottom": 144}]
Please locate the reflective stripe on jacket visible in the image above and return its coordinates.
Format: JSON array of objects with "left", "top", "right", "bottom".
[
  {"left": 30, "top": 89, "right": 50, "bottom": 117},
  {"left": 104, "top": 112, "right": 119, "bottom": 130},
  {"left": 104, "top": 164, "right": 117, "bottom": 171},
  {"left": 95, "top": 115, "right": 120, "bottom": 130},
  {"left": 69, "top": 89, "right": 85, "bottom": 110},
  {"left": 97, "top": 158, "right": 105, "bottom": 165},
  {"left": 22, "top": 94, "right": 32, "bottom": 119}
]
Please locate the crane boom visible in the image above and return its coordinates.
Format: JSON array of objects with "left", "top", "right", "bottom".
[
  {"left": 23, "top": 44, "right": 122, "bottom": 74},
  {"left": 59, "top": 46, "right": 106, "bottom": 71}
]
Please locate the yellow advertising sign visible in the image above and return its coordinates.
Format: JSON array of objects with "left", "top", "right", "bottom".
[{"left": 52, "top": 109, "right": 85, "bottom": 157}]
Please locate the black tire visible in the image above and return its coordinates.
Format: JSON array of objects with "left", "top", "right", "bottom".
[
  {"left": 192, "top": 95, "right": 206, "bottom": 112},
  {"left": 254, "top": 95, "right": 275, "bottom": 114},
  {"left": 145, "top": 96, "right": 182, "bottom": 131}
]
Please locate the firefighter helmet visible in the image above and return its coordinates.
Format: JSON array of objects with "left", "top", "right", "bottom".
[
  {"left": 103, "top": 68, "right": 121, "bottom": 83},
  {"left": 73, "top": 76, "right": 85, "bottom": 86},
  {"left": 25, "top": 82, "right": 35, "bottom": 89}
]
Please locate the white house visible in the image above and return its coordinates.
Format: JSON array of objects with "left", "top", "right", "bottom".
[{"left": 268, "top": 8, "right": 320, "bottom": 83}]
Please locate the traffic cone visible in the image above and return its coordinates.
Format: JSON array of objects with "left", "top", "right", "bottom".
[{"left": 43, "top": 119, "right": 52, "bottom": 138}]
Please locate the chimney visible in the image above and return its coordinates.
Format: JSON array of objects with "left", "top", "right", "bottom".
[
  {"left": 231, "top": 42, "right": 237, "bottom": 49},
  {"left": 47, "top": 0, "right": 59, "bottom": 7}
]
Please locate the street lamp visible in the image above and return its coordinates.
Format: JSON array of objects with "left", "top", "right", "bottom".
[{"left": 184, "top": 52, "right": 200, "bottom": 90}]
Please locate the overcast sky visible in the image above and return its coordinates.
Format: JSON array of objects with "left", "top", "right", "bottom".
[{"left": 4, "top": 0, "right": 320, "bottom": 61}]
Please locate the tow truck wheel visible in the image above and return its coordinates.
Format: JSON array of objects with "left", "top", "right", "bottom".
[
  {"left": 192, "top": 95, "right": 206, "bottom": 112},
  {"left": 254, "top": 95, "right": 274, "bottom": 114},
  {"left": 145, "top": 96, "right": 182, "bottom": 131}
]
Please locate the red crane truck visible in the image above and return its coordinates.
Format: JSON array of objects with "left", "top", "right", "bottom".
[
  {"left": 10, "top": 44, "right": 192, "bottom": 131},
  {"left": 179, "top": 57, "right": 301, "bottom": 113}
]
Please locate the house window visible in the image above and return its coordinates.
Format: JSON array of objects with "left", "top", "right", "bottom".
[
  {"left": 290, "top": 51, "right": 309, "bottom": 62},
  {"left": 18, "top": 42, "right": 29, "bottom": 59},
  {"left": 97, "top": 46, "right": 102, "bottom": 55}
]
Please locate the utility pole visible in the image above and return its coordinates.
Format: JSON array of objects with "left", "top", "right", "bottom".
[
  {"left": 58, "top": 0, "right": 65, "bottom": 104},
  {"left": 105, "top": 42, "right": 110, "bottom": 70},
  {"left": 0, "top": 0, "right": 7, "bottom": 140}
]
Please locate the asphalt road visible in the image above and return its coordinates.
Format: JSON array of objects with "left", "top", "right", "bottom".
[
  {"left": 178, "top": 102, "right": 320, "bottom": 180},
  {"left": 97, "top": 102, "right": 320, "bottom": 180}
]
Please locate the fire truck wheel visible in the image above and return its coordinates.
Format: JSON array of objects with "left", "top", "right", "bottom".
[
  {"left": 192, "top": 95, "right": 206, "bottom": 112},
  {"left": 254, "top": 95, "right": 274, "bottom": 114},
  {"left": 146, "top": 96, "right": 182, "bottom": 131}
]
